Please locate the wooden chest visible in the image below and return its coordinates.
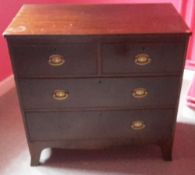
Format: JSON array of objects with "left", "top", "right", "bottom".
[{"left": 3, "top": 4, "right": 191, "bottom": 166}]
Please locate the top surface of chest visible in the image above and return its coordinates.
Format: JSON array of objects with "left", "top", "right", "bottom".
[{"left": 3, "top": 3, "right": 190, "bottom": 36}]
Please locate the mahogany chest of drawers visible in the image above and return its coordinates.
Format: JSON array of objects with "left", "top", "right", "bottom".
[{"left": 4, "top": 4, "right": 190, "bottom": 166}]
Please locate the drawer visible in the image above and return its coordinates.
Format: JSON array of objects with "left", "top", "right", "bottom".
[
  {"left": 18, "top": 77, "right": 180, "bottom": 109},
  {"left": 26, "top": 109, "right": 175, "bottom": 141},
  {"left": 102, "top": 42, "right": 186, "bottom": 74},
  {"left": 10, "top": 43, "right": 97, "bottom": 77}
]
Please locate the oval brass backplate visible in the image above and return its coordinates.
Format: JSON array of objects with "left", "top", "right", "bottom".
[
  {"left": 52, "top": 89, "right": 69, "bottom": 100},
  {"left": 48, "top": 54, "right": 65, "bottom": 66},
  {"left": 131, "top": 120, "right": 146, "bottom": 130},
  {"left": 134, "top": 53, "right": 151, "bottom": 66},
  {"left": 132, "top": 88, "right": 148, "bottom": 98}
]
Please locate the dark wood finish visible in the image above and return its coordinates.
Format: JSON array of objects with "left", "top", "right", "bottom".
[
  {"left": 4, "top": 4, "right": 190, "bottom": 166},
  {"left": 10, "top": 43, "right": 97, "bottom": 77},
  {"left": 9, "top": 39, "right": 187, "bottom": 77},
  {"left": 18, "top": 77, "right": 180, "bottom": 109},
  {"left": 29, "top": 143, "right": 42, "bottom": 166},
  {"left": 102, "top": 42, "right": 186, "bottom": 74},
  {"left": 26, "top": 109, "right": 175, "bottom": 141},
  {"left": 160, "top": 139, "right": 173, "bottom": 161},
  {"left": 3, "top": 4, "right": 190, "bottom": 36}
]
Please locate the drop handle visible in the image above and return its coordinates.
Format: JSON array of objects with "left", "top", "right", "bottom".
[
  {"left": 134, "top": 53, "right": 151, "bottom": 66},
  {"left": 52, "top": 89, "right": 69, "bottom": 100},
  {"left": 132, "top": 88, "right": 148, "bottom": 98},
  {"left": 48, "top": 54, "right": 65, "bottom": 66},
  {"left": 131, "top": 120, "right": 146, "bottom": 130}
]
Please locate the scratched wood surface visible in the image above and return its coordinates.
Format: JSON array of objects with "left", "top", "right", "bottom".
[{"left": 3, "top": 3, "right": 190, "bottom": 36}]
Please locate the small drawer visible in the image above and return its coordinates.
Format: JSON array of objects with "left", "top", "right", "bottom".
[
  {"left": 26, "top": 109, "right": 175, "bottom": 141},
  {"left": 10, "top": 43, "right": 97, "bottom": 77},
  {"left": 18, "top": 77, "right": 180, "bottom": 109},
  {"left": 102, "top": 42, "right": 186, "bottom": 74}
]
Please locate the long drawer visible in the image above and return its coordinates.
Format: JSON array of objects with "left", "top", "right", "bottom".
[
  {"left": 26, "top": 109, "right": 175, "bottom": 141},
  {"left": 10, "top": 43, "right": 97, "bottom": 77},
  {"left": 18, "top": 77, "right": 180, "bottom": 109},
  {"left": 102, "top": 42, "right": 186, "bottom": 74}
]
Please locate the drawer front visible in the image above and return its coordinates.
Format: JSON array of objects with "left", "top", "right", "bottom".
[
  {"left": 102, "top": 42, "right": 186, "bottom": 74},
  {"left": 10, "top": 43, "right": 97, "bottom": 77},
  {"left": 26, "top": 109, "right": 175, "bottom": 141},
  {"left": 18, "top": 77, "right": 180, "bottom": 109}
]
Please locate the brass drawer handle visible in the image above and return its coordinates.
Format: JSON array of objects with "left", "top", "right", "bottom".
[
  {"left": 132, "top": 88, "right": 148, "bottom": 98},
  {"left": 135, "top": 53, "right": 151, "bottom": 66},
  {"left": 131, "top": 120, "right": 146, "bottom": 130},
  {"left": 48, "top": 54, "right": 65, "bottom": 66},
  {"left": 53, "top": 90, "right": 69, "bottom": 100}
]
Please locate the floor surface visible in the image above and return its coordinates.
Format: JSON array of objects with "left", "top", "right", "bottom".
[{"left": 0, "top": 73, "right": 195, "bottom": 175}]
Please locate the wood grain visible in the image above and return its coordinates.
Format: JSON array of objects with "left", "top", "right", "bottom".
[{"left": 3, "top": 3, "right": 191, "bottom": 36}]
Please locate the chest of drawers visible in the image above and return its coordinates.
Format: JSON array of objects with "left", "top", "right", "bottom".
[{"left": 4, "top": 4, "right": 190, "bottom": 166}]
